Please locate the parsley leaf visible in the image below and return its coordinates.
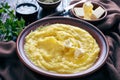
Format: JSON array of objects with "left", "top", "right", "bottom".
[{"left": 0, "top": 2, "right": 25, "bottom": 41}]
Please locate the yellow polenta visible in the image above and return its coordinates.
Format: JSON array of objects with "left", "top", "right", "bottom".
[{"left": 24, "top": 23, "right": 100, "bottom": 74}]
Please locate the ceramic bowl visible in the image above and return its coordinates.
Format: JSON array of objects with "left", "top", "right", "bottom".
[
  {"left": 70, "top": 1, "right": 107, "bottom": 22},
  {"left": 37, "top": 0, "right": 61, "bottom": 10},
  {"left": 16, "top": 3, "right": 39, "bottom": 24},
  {"left": 17, "top": 17, "right": 109, "bottom": 79}
]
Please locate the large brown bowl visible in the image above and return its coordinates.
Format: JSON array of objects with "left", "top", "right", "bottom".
[{"left": 17, "top": 17, "right": 109, "bottom": 79}]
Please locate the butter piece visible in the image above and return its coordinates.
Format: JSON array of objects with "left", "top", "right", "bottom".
[
  {"left": 64, "top": 39, "right": 73, "bottom": 48},
  {"left": 83, "top": 1, "right": 93, "bottom": 20},
  {"left": 74, "top": 7, "right": 84, "bottom": 17},
  {"left": 92, "top": 6, "right": 105, "bottom": 19},
  {"left": 74, "top": 48, "right": 85, "bottom": 59}
]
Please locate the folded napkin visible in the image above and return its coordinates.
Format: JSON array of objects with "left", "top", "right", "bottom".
[
  {"left": 0, "top": 41, "right": 16, "bottom": 57},
  {"left": 0, "top": 0, "right": 120, "bottom": 80}
]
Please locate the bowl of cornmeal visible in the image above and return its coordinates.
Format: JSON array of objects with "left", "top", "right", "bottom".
[{"left": 17, "top": 17, "right": 109, "bottom": 79}]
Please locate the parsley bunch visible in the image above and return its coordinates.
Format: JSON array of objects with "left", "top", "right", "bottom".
[{"left": 0, "top": 2, "right": 25, "bottom": 41}]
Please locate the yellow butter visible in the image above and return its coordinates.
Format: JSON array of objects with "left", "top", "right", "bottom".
[{"left": 83, "top": 1, "right": 93, "bottom": 20}]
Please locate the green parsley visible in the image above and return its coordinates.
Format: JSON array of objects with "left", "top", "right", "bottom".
[{"left": 0, "top": 2, "right": 25, "bottom": 41}]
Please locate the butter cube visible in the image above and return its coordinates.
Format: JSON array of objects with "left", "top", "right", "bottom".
[
  {"left": 74, "top": 48, "right": 85, "bottom": 59},
  {"left": 92, "top": 6, "right": 105, "bottom": 19},
  {"left": 74, "top": 7, "right": 84, "bottom": 17}
]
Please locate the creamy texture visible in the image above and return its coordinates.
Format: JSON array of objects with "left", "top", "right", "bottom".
[{"left": 24, "top": 24, "right": 100, "bottom": 74}]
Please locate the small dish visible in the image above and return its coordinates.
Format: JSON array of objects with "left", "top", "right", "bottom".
[
  {"left": 37, "top": 0, "right": 61, "bottom": 10},
  {"left": 16, "top": 3, "right": 39, "bottom": 24},
  {"left": 70, "top": 1, "right": 107, "bottom": 22}
]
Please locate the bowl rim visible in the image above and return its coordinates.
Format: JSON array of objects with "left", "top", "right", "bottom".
[
  {"left": 70, "top": 1, "right": 107, "bottom": 22},
  {"left": 17, "top": 16, "right": 109, "bottom": 78},
  {"left": 37, "top": 0, "right": 61, "bottom": 5}
]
